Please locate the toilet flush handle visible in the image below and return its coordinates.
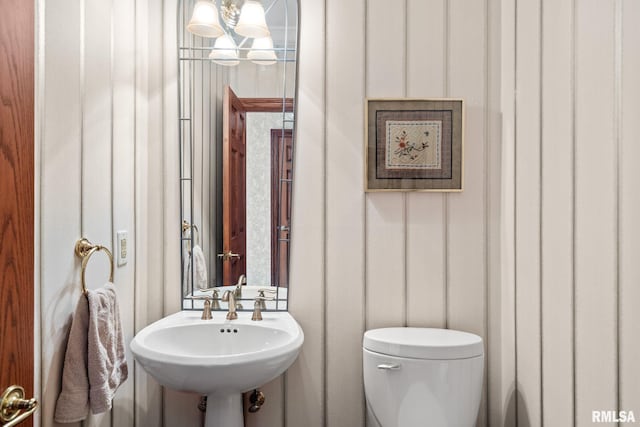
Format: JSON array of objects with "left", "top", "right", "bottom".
[{"left": 377, "top": 363, "right": 401, "bottom": 370}]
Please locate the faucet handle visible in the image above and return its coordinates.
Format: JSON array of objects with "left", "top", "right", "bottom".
[
  {"left": 251, "top": 299, "right": 263, "bottom": 321},
  {"left": 254, "top": 294, "right": 274, "bottom": 312},
  {"left": 186, "top": 291, "right": 221, "bottom": 315},
  {"left": 251, "top": 296, "right": 272, "bottom": 321},
  {"left": 201, "top": 298, "right": 213, "bottom": 320},
  {"left": 211, "top": 289, "right": 221, "bottom": 310},
  {"left": 185, "top": 295, "right": 212, "bottom": 320},
  {"left": 257, "top": 287, "right": 276, "bottom": 294}
]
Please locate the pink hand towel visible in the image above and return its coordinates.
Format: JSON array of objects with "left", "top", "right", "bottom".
[
  {"left": 86, "top": 282, "right": 128, "bottom": 414},
  {"left": 54, "top": 294, "right": 90, "bottom": 423},
  {"left": 54, "top": 282, "right": 128, "bottom": 422}
]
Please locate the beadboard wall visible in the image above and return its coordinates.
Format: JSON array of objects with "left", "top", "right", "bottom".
[
  {"left": 37, "top": 0, "right": 170, "bottom": 425},
  {"left": 163, "top": 0, "right": 506, "bottom": 425},
  {"left": 37, "top": 0, "right": 640, "bottom": 426},
  {"left": 282, "top": 0, "right": 505, "bottom": 426},
  {"left": 502, "top": 0, "right": 640, "bottom": 425}
]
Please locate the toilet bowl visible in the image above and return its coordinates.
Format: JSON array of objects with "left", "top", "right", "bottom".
[{"left": 363, "top": 327, "right": 484, "bottom": 427}]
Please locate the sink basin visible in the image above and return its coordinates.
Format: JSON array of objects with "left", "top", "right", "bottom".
[{"left": 131, "top": 310, "right": 303, "bottom": 427}]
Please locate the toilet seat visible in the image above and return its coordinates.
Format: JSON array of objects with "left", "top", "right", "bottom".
[{"left": 364, "top": 327, "right": 483, "bottom": 360}]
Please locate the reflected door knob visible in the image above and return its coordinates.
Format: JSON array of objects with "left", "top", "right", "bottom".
[
  {"left": 217, "top": 251, "right": 241, "bottom": 261},
  {"left": 1, "top": 385, "right": 38, "bottom": 427}
]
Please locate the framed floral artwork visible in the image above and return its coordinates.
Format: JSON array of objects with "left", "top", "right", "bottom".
[{"left": 365, "top": 99, "right": 464, "bottom": 192}]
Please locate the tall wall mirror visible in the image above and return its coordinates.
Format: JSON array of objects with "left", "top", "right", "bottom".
[{"left": 178, "top": 0, "right": 298, "bottom": 311}]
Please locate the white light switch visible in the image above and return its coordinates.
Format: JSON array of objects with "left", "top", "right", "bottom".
[{"left": 116, "top": 230, "right": 128, "bottom": 266}]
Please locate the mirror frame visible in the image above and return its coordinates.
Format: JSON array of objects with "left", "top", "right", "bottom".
[{"left": 177, "top": 0, "right": 300, "bottom": 311}]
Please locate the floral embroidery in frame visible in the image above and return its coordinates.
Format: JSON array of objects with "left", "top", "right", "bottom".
[{"left": 385, "top": 120, "right": 441, "bottom": 169}]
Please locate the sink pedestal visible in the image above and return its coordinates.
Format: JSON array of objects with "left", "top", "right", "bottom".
[{"left": 205, "top": 394, "right": 243, "bottom": 427}]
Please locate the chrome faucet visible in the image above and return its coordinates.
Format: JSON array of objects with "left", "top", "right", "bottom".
[{"left": 222, "top": 290, "right": 238, "bottom": 320}]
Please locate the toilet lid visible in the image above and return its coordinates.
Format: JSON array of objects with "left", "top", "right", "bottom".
[{"left": 363, "top": 327, "right": 483, "bottom": 360}]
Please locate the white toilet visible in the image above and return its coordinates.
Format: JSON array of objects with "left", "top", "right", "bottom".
[{"left": 363, "top": 327, "right": 484, "bottom": 427}]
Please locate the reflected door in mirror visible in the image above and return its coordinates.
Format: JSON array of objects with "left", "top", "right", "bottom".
[
  {"left": 222, "top": 86, "right": 247, "bottom": 286},
  {"left": 271, "top": 129, "right": 293, "bottom": 288}
]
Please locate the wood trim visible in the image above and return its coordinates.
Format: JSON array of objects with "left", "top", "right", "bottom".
[
  {"left": 237, "top": 97, "right": 294, "bottom": 113},
  {"left": 270, "top": 129, "right": 293, "bottom": 286},
  {"left": 0, "top": 0, "right": 35, "bottom": 425}
]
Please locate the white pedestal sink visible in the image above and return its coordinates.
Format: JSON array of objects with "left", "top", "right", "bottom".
[{"left": 130, "top": 310, "right": 304, "bottom": 427}]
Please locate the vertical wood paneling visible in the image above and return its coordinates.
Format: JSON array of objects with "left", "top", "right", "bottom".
[
  {"left": 231, "top": 62, "right": 258, "bottom": 97},
  {"left": 40, "top": 1, "right": 83, "bottom": 425},
  {"left": 485, "top": 0, "right": 507, "bottom": 424},
  {"left": 82, "top": 20, "right": 114, "bottom": 415},
  {"left": 325, "top": 0, "right": 365, "bottom": 424},
  {"left": 151, "top": 0, "right": 201, "bottom": 423},
  {"left": 38, "top": 0, "right": 181, "bottom": 425},
  {"left": 498, "top": 0, "right": 518, "bottom": 424},
  {"left": 447, "top": 1, "right": 489, "bottom": 425},
  {"left": 540, "top": 0, "right": 574, "bottom": 425},
  {"left": 80, "top": 17, "right": 115, "bottom": 424},
  {"left": 199, "top": 59, "right": 212, "bottom": 287},
  {"left": 508, "top": 0, "right": 640, "bottom": 425},
  {"left": 365, "top": 0, "right": 405, "bottom": 331},
  {"left": 285, "top": 0, "right": 325, "bottom": 425},
  {"left": 619, "top": 0, "right": 640, "bottom": 418},
  {"left": 574, "top": 0, "right": 617, "bottom": 425},
  {"left": 447, "top": 0, "right": 486, "bottom": 337},
  {"left": 163, "top": 0, "right": 201, "bottom": 424},
  {"left": 514, "top": 0, "right": 542, "bottom": 425},
  {"left": 405, "top": 0, "right": 446, "bottom": 329},
  {"left": 111, "top": 0, "right": 136, "bottom": 423},
  {"left": 192, "top": 30, "right": 204, "bottom": 264},
  {"left": 134, "top": 0, "right": 165, "bottom": 424}
]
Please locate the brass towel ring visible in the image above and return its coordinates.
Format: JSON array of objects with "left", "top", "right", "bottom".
[
  {"left": 75, "top": 238, "right": 114, "bottom": 294},
  {"left": 182, "top": 220, "right": 199, "bottom": 244}
]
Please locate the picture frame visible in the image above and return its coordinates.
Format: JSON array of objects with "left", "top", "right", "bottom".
[{"left": 365, "top": 98, "right": 464, "bottom": 192}]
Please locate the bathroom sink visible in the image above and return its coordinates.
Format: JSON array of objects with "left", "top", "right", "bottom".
[{"left": 131, "top": 310, "right": 303, "bottom": 427}]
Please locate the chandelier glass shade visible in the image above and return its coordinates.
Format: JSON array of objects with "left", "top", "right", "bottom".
[
  {"left": 187, "top": 0, "right": 282, "bottom": 65},
  {"left": 247, "top": 36, "right": 277, "bottom": 65},
  {"left": 187, "top": 1, "right": 224, "bottom": 38},
  {"left": 234, "top": 1, "right": 270, "bottom": 38},
  {"left": 208, "top": 34, "right": 240, "bottom": 66}
]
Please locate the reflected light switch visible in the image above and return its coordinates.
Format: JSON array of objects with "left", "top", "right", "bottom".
[{"left": 117, "top": 230, "right": 128, "bottom": 266}]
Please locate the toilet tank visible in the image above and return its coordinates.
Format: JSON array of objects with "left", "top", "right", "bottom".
[{"left": 363, "top": 328, "right": 484, "bottom": 427}]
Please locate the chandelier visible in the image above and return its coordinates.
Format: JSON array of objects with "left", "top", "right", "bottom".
[{"left": 187, "top": 0, "right": 278, "bottom": 66}]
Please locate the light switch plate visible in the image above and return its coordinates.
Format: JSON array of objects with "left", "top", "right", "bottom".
[{"left": 116, "top": 230, "right": 128, "bottom": 266}]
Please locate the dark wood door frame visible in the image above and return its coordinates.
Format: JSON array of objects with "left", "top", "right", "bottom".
[
  {"left": 223, "top": 91, "right": 293, "bottom": 286},
  {"left": 0, "top": 0, "right": 35, "bottom": 425},
  {"left": 270, "top": 129, "right": 293, "bottom": 288},
  {"left": 222, "top": 86, "right": 248, "bottom": 286}
]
